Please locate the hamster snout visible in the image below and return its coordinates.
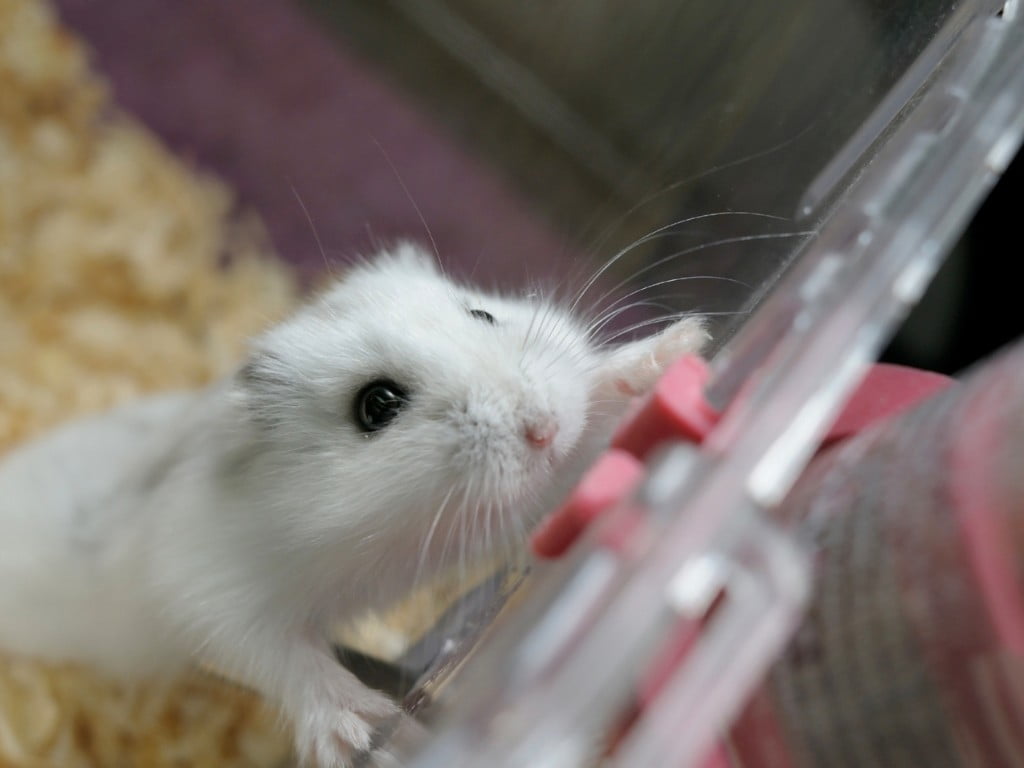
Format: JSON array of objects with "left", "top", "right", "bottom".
[
  {"left": 449, "top": 396, "right": 569, "bottom": 460},
  {"left": 524, "top": 418, "right": 558, "bottom": 448}
]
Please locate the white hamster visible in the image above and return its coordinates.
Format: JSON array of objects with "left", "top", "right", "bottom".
[{"left": 0, "top": 242, "right": 707, "bottom": 767}]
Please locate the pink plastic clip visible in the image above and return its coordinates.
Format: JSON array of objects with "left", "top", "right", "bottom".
[
  {"left": 531, "top": 356, "right": 716, "bottom": 559},
  {"left": 612, "top": 355, "right": 718, "bottom": 460}
]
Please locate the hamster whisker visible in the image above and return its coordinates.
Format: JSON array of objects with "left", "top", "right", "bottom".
[
  {"left": 372, "top": 138, "right": 444, "bottom": 275},
  {"left": 533, "top": 289, "right": 571, "bottom": 357},
  {"left": 583, "top": 299, "right": 683, "bottom": 342},
  {"left": 520, "top": 295, "right": 579, "bottom": 376},
  {"left": 592, "top": 311, "right": 711, "bottom": 346},
  {"left": 458, "top": 509, "right": 468, "bottom": 591},
  {"left": 601, "top": 313, "right": 699, "bottom": 344},
  {"left": 482, "top": 502, "right": 493, "bottom": 570},
  {"left": 578, "top": 230, "right": 814, "bottom": 325},
  {"left": 583, "top": 275, "right": 752, "bottom": 339},
  {"left": 414, "top": 485, "right": 458, "bottom": 591},
  {"left": 437, "top": 479, "right": 472, "bottom": 579},
  {"left": 600, "top": 307, "right": 754, "bottom": 344},
  {"left": 289, "top": 184, "right": 337, "bottom": 281},
  {"left": 519, "top": 297, "right": 546, "bottom": 359},
  {"left": 521, "top": 298, "right": 550, "bottom": 359},
  {"left": 569, "top": 212, "right": 791, "bottom": 316},
  {"left": 576, "top": 119, "right": 820, "bottom": 262}
]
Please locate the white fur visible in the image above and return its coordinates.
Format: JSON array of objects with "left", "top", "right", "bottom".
[{"left": 0, "top": 243, "right": 707, "bottom": 767}]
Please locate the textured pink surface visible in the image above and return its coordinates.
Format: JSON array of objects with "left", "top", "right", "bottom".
[
  {"left": 53, "top": 0, "right": 580, "bottom": 286},
  {"left": 758, "top": 342, "right": 1024, "bottom": 766},
  {"left": 822, "top": 363, "right": 952, "bottom": 448},
  {"left": 700, "top": 744, "right": 736, "bottom": 768},
  {"left": 953, "top": 437, "right": 1024, "bottom": 655},
  {"left": 950, "top": 361, "right": 1024, "bottom": 655}
]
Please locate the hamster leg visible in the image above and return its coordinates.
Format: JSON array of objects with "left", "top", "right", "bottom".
[
  {"left": 597, "top": 316, "right": 709, "bottom": 399},
  {"left": 283, "top": 641, "right": 398, "bottom": 767},
  {"left": 227, "top": 630, "right": 399, "bottom": 768}
]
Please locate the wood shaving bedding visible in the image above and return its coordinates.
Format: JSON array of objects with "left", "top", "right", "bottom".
[{"left": 1, "top": 0, "right": 299, "bottom": 764}]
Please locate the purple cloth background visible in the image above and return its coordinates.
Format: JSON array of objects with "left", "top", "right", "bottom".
[{"left": 53, "top": 0, "right": 580, "bottom": 288}]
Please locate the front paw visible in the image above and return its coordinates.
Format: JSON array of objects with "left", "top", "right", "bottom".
[
  {"left": 293, "top": 687, "right": 399, "bottom": 768},
  {"left": 651, "top": 316, "right": 710, "bottom": 366},
  {"left": 610, "top": 316, "right": 709, "bottom": 397}
]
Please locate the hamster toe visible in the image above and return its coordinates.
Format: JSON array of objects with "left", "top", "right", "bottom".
[
  {"left": 654, "top": 316, "right": 709, "bottom": 363},
  {"left": 295, "top": 710, "right": 367, "bottom": 768},
  {"left": 597, "top": 315, "right": 710, "bottom": 402},
  {"left": 294, "top": 691, "right": 399, "bottom": 767}
]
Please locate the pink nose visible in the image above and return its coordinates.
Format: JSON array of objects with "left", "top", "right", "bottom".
[{"left": 525, "top": 421, "right": 559, "bottom": 449}]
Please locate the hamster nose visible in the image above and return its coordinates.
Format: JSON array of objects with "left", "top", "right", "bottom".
[{"left": 524, "top": 419, "right": 559, "bottom": 449}]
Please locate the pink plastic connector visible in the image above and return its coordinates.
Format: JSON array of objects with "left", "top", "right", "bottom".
[
  {"left": 529, "top": 354, "right": 956, "bottom": 768},
  {"left": 534, "top": 358, "right": 954, "bottom": 561},
  {"left": 611, "top": 355, "right": 718, "bottom": 460},
  {"left": 532, "top": 355, "right": 716, "bottom": 559}
]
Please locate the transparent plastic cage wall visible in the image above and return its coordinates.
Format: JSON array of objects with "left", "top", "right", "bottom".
[
  {"left": 340, "top": 2, "right": 1024, "bottom": 767},
  {"left": 305, "top": 0, "right": 1015, "bottom": 353},
  {"left": 52, "top": 0, "right": 1023, "bottom": 764}
]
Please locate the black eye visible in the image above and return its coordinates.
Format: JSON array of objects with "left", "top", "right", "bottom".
[
  {"left": 354, "top": 380, "right": 409, "bottom": 432},
  {"left": 469, "top": 308, "right": 495, "bottom": 324}
]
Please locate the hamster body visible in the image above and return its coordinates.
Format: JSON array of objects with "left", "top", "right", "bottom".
[
  {"left": 0, "top": 243, "right": 708, "bottom": 767},
  {"left": 0, "top": 391, "right": 200, "bottom": 675}
]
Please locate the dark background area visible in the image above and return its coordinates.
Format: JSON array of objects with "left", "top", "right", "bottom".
[{"left": 881, "top": 149, "right": 1023, "bottom": 376}]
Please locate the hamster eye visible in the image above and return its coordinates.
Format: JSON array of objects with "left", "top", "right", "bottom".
[
  {"left": 354, "top": 380, "right": 409, "bottom": 432},
  {"left": 469, "top": 308, "right": 495, "bottom": 324}
]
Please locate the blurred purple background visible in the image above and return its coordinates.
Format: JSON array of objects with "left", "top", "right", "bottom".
[{"left": 53, "top": 0, "right": 579, "bottom": 288}]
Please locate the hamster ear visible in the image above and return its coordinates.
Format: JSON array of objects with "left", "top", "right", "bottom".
[
  {"left": 232, "top": 349, "right": 292, "bottom": 425},
  {"left": 385, "top": 240, "right": 441, "bottom": 274},
  {"left": 236, "top": 351, "right": 285, "bottom": 392}
]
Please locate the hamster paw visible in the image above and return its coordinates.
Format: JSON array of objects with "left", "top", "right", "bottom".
[
  {"left": 293, "top": 688, "right": 399, "bottom": 768},
  {"left": 653, "top": 315, "right": 710, "bottom": 363},
  {"left": 609, "top": 316, "right": 709, "bottom": 397}
]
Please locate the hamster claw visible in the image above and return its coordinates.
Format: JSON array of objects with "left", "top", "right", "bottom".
[
  {"left": 652, "top": 316, "right": 711, "bottom": 364},
  {"left": 602, "top": 316, "right": 709, "bottom": 399},
  {"left": 293, "top": 687, "right": 399, "bottom": 768}
]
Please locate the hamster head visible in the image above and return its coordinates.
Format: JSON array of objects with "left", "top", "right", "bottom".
[{"left": 234, "top": 243, "right": 600, "bottom": 569}]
